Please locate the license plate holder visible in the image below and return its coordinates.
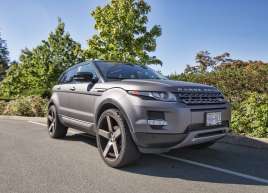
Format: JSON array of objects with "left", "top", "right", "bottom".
[{"left": 206, "top": 112, "right": 222, "bottom": 126}]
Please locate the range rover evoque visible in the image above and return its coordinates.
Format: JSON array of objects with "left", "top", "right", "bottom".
[{"left": 47, "top": 60, "right": 231, "bottom": 168}]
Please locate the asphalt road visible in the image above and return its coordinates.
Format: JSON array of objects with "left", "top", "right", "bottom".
[{"left": 0, "top": 118, "right": 268, "bottom": 193}]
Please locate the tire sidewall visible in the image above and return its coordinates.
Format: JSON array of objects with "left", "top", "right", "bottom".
[
  {"left": 47, "top": 105, "right": 64, "bottom": 138},
  {"left": 96, "top": 109, "right": 128, "bottom": 167}
]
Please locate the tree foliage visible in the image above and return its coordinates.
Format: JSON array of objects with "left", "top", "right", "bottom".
[
  {"left": 0, "top": 32, "right": 9, "bottom": 80},
  {"left": 232, "top": 92, "right": 268, "bottom": 138},
  {"left": 171, "top": 55, "right": 268, "bottom": 103},
  {"left": 85, "top": 0, "right": 162, "bottom": 65},
  {"left": 185, "top": 50, "right": 232, "bottom": 73},
  {"left": 0, "top": 19, "right": 84, "bottom": 97},
  {"left": 170, "top": 52, "right": 268, "bottom": 137}
]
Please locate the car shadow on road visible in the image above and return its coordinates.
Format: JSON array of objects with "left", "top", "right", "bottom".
[
  {"left": 63, "top": 133, "right": 268, "bottom": 186},
  {"left": 123, "top": 153, "right": 267, "bottom": 186},
  {"left": 63, "top": 133, "right": 97, "bottom": 147}
]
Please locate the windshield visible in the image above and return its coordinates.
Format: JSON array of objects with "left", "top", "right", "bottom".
[{"left": 95, "top": 61, "right": 167, "bottom": 81}]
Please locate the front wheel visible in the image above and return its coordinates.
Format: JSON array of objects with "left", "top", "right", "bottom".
[{"left": 96, "top": 109, "right": 140, "bottom": 168}]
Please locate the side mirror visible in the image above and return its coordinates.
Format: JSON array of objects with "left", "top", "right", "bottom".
[{"left": 73, "top": 72, "right": 93, "bottom": 82}]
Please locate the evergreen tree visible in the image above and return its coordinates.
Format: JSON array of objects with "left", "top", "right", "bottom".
[{"left": 0, "top": 32, "right": 9, "bottom": 80}]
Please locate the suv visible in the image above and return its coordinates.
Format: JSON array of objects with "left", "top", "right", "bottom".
[{"left": 48, "top": 60, "right": 231, "bottom": 168}]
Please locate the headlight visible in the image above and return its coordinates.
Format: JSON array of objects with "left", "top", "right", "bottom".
[{"left": 128, "top": 91, "right": 177, "bottom": 102}]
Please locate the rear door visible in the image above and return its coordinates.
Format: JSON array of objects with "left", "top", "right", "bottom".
[{"left": 56, "top": 66, "right": 79, "bottom": 119}]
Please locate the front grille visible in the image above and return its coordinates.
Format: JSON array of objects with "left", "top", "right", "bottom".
[{"left": 174, "top": 91, "right": 226, "bottom": 105}]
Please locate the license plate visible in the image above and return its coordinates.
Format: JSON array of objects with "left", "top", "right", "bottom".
[{"left": 206, "top": 112, "right": 222, "bottom": 126}]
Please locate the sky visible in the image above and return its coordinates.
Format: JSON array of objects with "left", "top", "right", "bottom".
[{"left": 0, "top": 0, "right": 268, "bottom": 74}]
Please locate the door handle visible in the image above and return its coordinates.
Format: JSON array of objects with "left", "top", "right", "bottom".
[{"left": 69, "top": 86, "right": 76, "bottom": 91}]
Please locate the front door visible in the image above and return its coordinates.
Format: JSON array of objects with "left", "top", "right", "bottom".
[{"left": 63, "top": 63, "right": 101, "bottom": 133}]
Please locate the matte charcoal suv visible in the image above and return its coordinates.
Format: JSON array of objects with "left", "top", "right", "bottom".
[{"left": 47, "top": 60, "right": 231, "bottom": 168}]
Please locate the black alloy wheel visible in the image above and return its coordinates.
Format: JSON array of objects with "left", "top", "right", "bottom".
[
  {"left": 47, "top": 105, "right": 68, "bottom": 138},
  {"left": 96, "top": 109, "right": 140, "bottom": 168}
]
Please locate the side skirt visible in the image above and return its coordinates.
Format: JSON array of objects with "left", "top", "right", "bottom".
[{"left": 59, "top": 115, "right": 96, "bottom": 136}]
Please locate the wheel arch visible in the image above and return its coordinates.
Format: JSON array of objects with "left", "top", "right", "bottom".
[
  {"left": 48, "top": 99, "right": 54, "bottom": 108},
  {"left": 48, "top": 93, "right": 61, "bottom": 114},
  {"left": 95, "top": 99, "right": 130, "bottom": 128},
  {"left": 95, "top": 99, "right": 138, "bottom": 143}
]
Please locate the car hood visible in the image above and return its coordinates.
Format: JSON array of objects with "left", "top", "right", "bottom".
[
  {"left": 122, "top": 79, "right": 210, "bottom": 87},
  {"left": 96, "top": 79, "right": 216, "bottom": 92}
]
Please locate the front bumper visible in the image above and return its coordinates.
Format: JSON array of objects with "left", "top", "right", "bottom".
[
  {"left": 136, "top": 127, "right": 228, "bottom": 153},
  {"left": 124, "top": 95, "right": 231, "bottom": 153}
]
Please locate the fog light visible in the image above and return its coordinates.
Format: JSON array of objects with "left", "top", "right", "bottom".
[{"left": 148, "top": 119, "right": 168, "bottom": 126}]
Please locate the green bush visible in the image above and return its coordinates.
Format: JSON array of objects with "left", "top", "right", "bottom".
[
  {"left": 1, "top": 96, "right": 48, "bottom": 117},
  {"left": 21, "top": 88, "right": 52, "bottom": 99},
  {"left": 231, "top": 92, "right": 268, "bottom": 138},
  {"left": 0, "top": 101, "right": 7, "bottom": 114}
]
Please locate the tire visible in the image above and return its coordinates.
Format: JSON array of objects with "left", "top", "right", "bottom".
[
  {"left": 190, "top": 141, "right": 216, "bottom": 149},
  {"left": 47, "top": 105, "right": 68, "bottom": 138},
  {"left": 96, "top": 109, "right": 140, "bottom": 168}
]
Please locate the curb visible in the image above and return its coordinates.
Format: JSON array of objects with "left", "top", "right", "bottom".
[
  {"left": 0, "top": 115, "right": 267, "bottom": 150},
  {"left": 0, "top": 116, "right": 46, "bottom": 124}
]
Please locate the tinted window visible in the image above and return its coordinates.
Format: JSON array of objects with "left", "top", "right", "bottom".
[
  {"left": 60, "top": 67, "right": 77, "bottom": 84},
  {"left": 95, "top": 61, "right": 167, "bottom": 81},
  {"left": 58, "top": 73, "right": 67, "bottom": 84},
  {"left": 77, "top": 64, "right": 98, "bottom": 80}
]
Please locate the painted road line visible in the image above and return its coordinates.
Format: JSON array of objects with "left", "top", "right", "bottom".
[
  {"left": 28, "top": 121, "right": 46, "bottom": 127},
  {"left": 159, "top": 154, "right": 268, "bottom": 185},
  {"left": 28, "top": 121, "right": 80, "bottom": 134}
]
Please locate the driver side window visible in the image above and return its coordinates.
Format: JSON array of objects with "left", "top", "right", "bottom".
[
  {"left": 59, "top": 67, "right": 77, "bottom": 84},
  {"left": 77, "top": 64, "right": 98, "bottom": 80}
]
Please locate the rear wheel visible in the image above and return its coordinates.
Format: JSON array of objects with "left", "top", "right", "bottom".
[
  {"left": 47, "top": 105, "right": 68, "bottom": 138},
  {"left": 96, "top": 109, "right": 140, "bottom": 168}
]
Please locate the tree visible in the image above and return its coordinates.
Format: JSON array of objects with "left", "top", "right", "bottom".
[
  {"left": 213, "top": 52, "right": 232, "bottom": 64},
  {"left": 0, "top": 19, "right": 84, "bottom": 97},
  {"left": 195, "top": 50, "right": 215, "bottom": 72},
  {"left": 0, "top": 32, "right": 9, "bottom": 80},
  {"left": 184, "top": 64, "right": 199, "bottom": 74},
  {"left": 185, "top": 51, "right": 232, "bottom": 73},
  {"left": 85, "top": 0, "right": 162, "bottom": 65}
]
